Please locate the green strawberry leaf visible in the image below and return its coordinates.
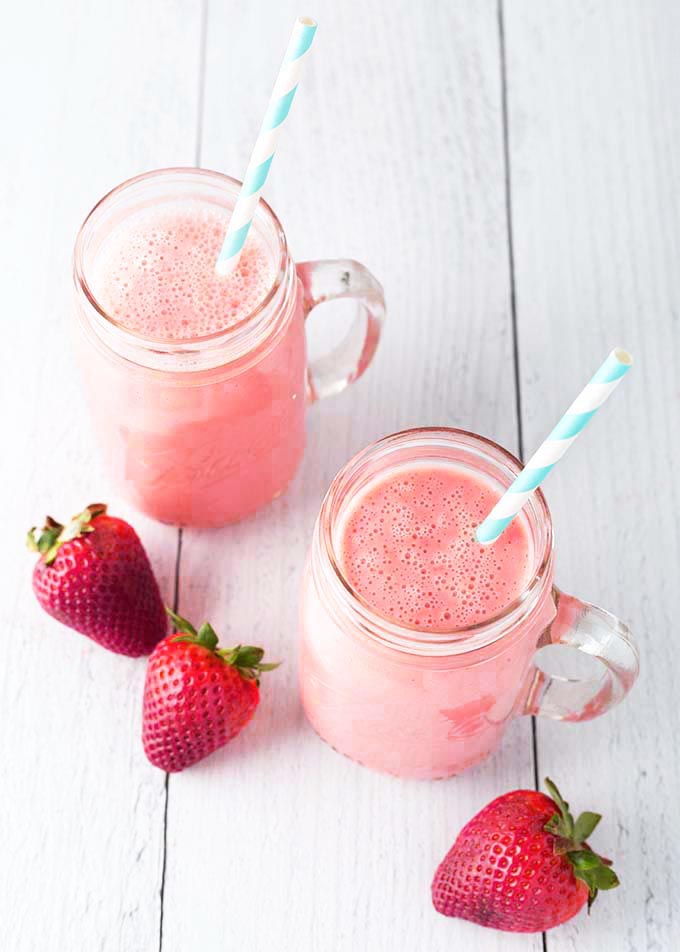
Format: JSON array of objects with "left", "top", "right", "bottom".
[
  {"left": 575, "top": 859, "right": 620, "bottom": 911},
  {"left": 166, "top": 608, "right": 197, "bottom": 637},
  {"left": 196, "top": 623, "right": 219, "bottom": 651},
  {"left": 544, "top": 777, "right": 570, "bottom": 815},
  {"left": 26, "top": 504, "right": 107, "bottom": 565},
  {"left": 233, "top": 646, "right": 265, "bottom": 667},
  {"left": 217, "top": 645, "right": 281, "bottom": 683},
  {"left": 169, "top": 618, "right": 219, "bottom": 652},
  {"left": 544, "top": 777, "right": 575, "bottom": 839},
  {"left": 574, "top": 811, "right": 602, "bottom": 843},
  {"left": 569, "top": 850, "right": 602, "bottom": 871},
  {"left": 589, "top": 865, "right": 620, "bottom": 890},
  {"left": 545, "top": 813, "right": 566, "bottom": 836},
  {"left": 572, "top": 866, "right": 599, "bottom": 908},
  {"left": 222, "top": 645, "right": 243, "bottom": 665}
]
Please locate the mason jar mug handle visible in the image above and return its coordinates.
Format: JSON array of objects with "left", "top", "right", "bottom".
[
  {"left": 296, "top": 260, "right": 385, "bottom": 403},
  {"left": 520, "top": 588, "right": 639, "bottom": 721}
]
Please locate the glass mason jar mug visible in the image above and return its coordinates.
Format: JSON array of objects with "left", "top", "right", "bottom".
[
  {"left": 73, "top": 168, "right": 385, "bottom": 527},
  {"left": 299, "top": 428, "right": 639, "bottom": 780}
]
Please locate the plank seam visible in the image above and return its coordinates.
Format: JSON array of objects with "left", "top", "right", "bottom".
[
  {"left": 158, "top": 527, "right": 183, "bottom": 952},
  {"left": 497, "top": 3, "right": 548, "bottom": 949},
  {"left": 195, "top": 0, "right": 209, "bottom": 168}
]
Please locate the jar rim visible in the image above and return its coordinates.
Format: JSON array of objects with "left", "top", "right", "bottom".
[
  {"left": 314, "top": 427, "right": 555, "bottom": 656},
  {"left": 73, "top": 166, "right": 289, "bottom": 350}
]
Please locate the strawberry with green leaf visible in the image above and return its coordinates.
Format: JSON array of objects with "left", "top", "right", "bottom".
[
  {"left": 142, "top": 610, "right": 279, "bottom": 772},
  {"left": 432, "top": 778, "right": 619, "bottom": 933},
  {"left": 28, "top": 503, "right": 166, "bottom": 657}
]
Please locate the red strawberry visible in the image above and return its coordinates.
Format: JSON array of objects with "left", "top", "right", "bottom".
[
  {"left": 142, "top": 610, "right": 279, "bottom": 772},
  {"left": 28, "top": 503, "right": 167, "bottom": 657},
  {"left": 432, "top": 778, "right": 619, "bottom": 933}
]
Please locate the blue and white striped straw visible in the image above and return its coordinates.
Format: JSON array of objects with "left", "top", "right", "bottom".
[
  {"left": 215, "top": 16, "right": 317, "bottom": 275},
  {"left": 476, "top": 348, "right": 633, "bottom": 545}
]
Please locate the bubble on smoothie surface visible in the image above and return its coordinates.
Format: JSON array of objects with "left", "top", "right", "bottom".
[
  {"left": 339, "top": 463, "right": 533, "bottom": 632},
  {"left": 90, "top": 201, "right": 276, "bottom": 339}
]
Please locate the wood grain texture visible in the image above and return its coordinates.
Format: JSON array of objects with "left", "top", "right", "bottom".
[
  {"left": 0, "top": 3, "right": 202, "bottom": 950},
  {"left": 161, "top": 2, "right": 540, "bottom": 951},
  {"left": 503, "top": 0, "right": 680, "bottom": 949}
]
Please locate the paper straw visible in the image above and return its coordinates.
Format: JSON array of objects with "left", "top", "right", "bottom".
[
  {"left": 476, "top": 348, "right": 633, "bottom": 545},
  {"left": 215, "top": 16, "right": 317, "bottom": 275}
]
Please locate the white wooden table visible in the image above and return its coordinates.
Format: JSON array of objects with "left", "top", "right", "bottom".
[{"left": 2, "top": 2, "right": 678, "bottom": 949}]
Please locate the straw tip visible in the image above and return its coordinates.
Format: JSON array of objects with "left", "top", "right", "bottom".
[
  {"left": 613, "top": 347, "right": 633, "bottom": 367},
  {"left": 297, "top": 15, "right": 317, "bottom": 28},
  {"left": 215, "top": 257, "right": 236, "bottom": 278},
  {"left": 475, "top": 526, "right": 497, "bottom": 546}
]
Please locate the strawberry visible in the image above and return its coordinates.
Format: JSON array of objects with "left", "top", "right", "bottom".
[
  {"left": 432, "top": 778, "right": 619, "bottom": 933},
  {"left": 28, "top": 503, "right": 167, "bottom": 657},
  {"left": 142, "top": 610, "right": 279, "bottom": 772}
]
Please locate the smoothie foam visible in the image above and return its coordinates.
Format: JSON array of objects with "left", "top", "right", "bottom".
[
  {"left": 89, "top": 201, "right": 275, "bottom": 339},
  {"left": 338, "top": 462, "right": 534, "bottom": 631}
]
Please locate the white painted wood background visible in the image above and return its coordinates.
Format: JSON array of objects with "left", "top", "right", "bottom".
[{"left": 1, "top": 1, "right": 677, "bottom": 949}]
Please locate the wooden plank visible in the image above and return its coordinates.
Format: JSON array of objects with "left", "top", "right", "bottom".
[
  {"left": 503, "top": 0, "right": 680, "bottom": 948},
  {"left": 0, "top": 3, "right": 202, "bottom": 950},
  {"left": 161, "top": 2, "right": 541, "bottom": 950}
]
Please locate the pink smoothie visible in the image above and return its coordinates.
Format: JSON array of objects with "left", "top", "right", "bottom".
[
  {"left": 300, "top": 455, "right": 555, "bottom": 779},
  {"left": 90, "top": 202, "right": 275, "bottom": 339},
  {"left": 339, "top": 462, "right": 533, "bottom": 631},
  {"left": 76, "top": 193, "right": 307, "bottom": 526}
]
